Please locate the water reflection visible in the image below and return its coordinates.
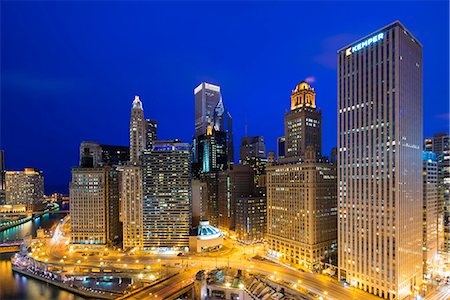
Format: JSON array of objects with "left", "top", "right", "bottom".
[{"left": 0, "top": 203, "right": 83, "bottom": 300}]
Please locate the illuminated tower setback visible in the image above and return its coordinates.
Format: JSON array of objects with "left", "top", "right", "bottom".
[
  {"left": 284, "top": 81, "right": 322, "bottom": 160},
  {"left": 337, "top": 21, "right": 423, "bottom": 299}
]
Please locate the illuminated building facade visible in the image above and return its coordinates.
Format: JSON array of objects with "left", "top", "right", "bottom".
[
  {"left": 142, "top": 140, "right": 191, "bottom": 249},
  {"left": 69, "top": 167, "right": 121, "bottom": 245},
  {"left": 130, "top": 95, "right": 146, "bottom": 162},
  {"left": 422, "top": 151, "right": 438, "bottom": 279},
  {"left": 266, "top": 148, "right": 337, "bottom": 270},
  {"left": 120, "top": 165, "right": 143, "bottom": 249},
  {"left": 194, "top": 82, "right": 223, "bottom": 138},
  {"left": 5, "top": 168, "right": 44, "bottom": 211},
  {"left": 235, "top": 195, "right": 267, "bottom": 243},
  {"left": 338, "top": 21, "right": 423, "bottom": 299},
  {"left": 284, "top": 82, "right": 321, "bottom": 160}
]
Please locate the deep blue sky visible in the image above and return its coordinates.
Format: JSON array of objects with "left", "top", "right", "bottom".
[{"left": 2, "top": 1, "right": 449, "bottom": 194}]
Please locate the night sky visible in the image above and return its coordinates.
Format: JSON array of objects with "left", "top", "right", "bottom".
[{"left": 2, "top": 1, "right": 449, "bottom": 194}]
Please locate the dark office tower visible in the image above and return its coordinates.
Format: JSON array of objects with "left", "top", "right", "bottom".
[
  {"left": 194, "top": 82, "right": 222, "bottom": 138},
  {"left": 338, "top": 21, "right": 423, "bottom": 299},
  {"left": 197, "top": 127, "right": 227, "bottom": 174},
  {"left": 0, "top": 150, "right": 5, "bottom": 204},
  {"left": 277, "top": 136, "right": 285, "bottom": 160},
  {"left": 142, "top": 140, "right": 191, "bottom": 249},
  {"left": 146, "top": 119, "right": 158, "bottom": 150},
  {"left": 130, "top": 96, "right": 146, "bottom": 163},
  {"left": 240, "top": 136, "right": 266, "bottom": 163},
  {"left": 192, "top": 179, "right": 207, "bottom": 226},
  {"left": 240, "top": 136, "right": 267, "bottom": 192},
  {"left": 99, "top": 144, "right": 129, "bottom": 166},
  {"left": 199, "top": 172, "right": 220, "bottom": 226},
  {"left": 329, "top": 147, "right": 338, "bottom": 165},
  {"left": 70, "top": 166, "right": 121, "bottom": 246},
  {"left": 226, "top": 112, "right": 234, "bottom": 166},
  {"left": 217, "top": 164, "right": 254, "bottom": 231},
  {"left": 284, "top": 81, "right": 321, "bottom": 160},
  {"left": 235, "top": 196, "right": 267, "bottom": 243},
  {"left": 79, "top": 142, "right": 129, "bottom": 167}
]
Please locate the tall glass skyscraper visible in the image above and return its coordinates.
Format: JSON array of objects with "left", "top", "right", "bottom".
[{"left": 337, "top": 21, "right": 423, "bottom": 299}]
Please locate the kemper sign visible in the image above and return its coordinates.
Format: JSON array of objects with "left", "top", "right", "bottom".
[{"left": 345, "top": 32, "right": 384, "bottom": 56}]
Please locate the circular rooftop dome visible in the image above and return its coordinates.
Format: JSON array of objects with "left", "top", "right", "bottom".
[{"left": 196, "top": 221, "right": 223, "bottom": 240}]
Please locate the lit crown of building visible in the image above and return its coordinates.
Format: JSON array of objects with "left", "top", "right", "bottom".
[
  {"left": 290, "top": 81, "right": 316, "bottom": 110},
  {"left": 132, "top": 95, "right": 143, "bottom": 110}
]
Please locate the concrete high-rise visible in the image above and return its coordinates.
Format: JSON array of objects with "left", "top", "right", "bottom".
[
  {"left": 422, "top": 151, "right": 438, "bottom": 279},
  {"left": 337, "top": 21, "right": 423, "bottom": 299},
  {"left": 142, "top": 140, "right": 191, "bottom": 249},
  {"left": 284, "top": 82, "right": 321, "bottom": 160},
  {"left": 69, "top": 167, "right": 121, "bottom": 246},
  {"left": 120, "top": 165, "right": 143, "bottom": 249},
  {"left": 5, "top": 168, "right": 44, "bottom": 211},
  {"left": 266, "top": 147, "right": 337, "bottom": 270},
  {"left": 130, "top": 96, "right": 146, "bottom": 162}
]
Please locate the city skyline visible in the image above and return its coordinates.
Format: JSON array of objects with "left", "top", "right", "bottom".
[{"left": 2, "top": 2, "right": 448, "bottom": 193}]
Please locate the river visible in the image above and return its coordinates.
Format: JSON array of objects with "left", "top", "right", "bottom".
[{"left": 0, "top": 203, "right": 84, "bottom": 300}]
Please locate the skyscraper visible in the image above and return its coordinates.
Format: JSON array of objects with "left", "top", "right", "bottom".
[
  {"left": 130, "top": 95, "right": 146, "bottom": 162},
  {"left": 120, "top": 165, "right": 143, "bottom": 249},
  {"left": 146, "top": 119, "right": 158, "bottom": 150},
  {"left": 338, "top": 21, "right": 423, "bottom": 299},
  {"left": 194, "top": 82, "right": 223, "bottom": 138},
  {"left": 422, "top": 151, "right": 438, "bottom": 279},
  {"left": 197, "top": 127, "right": 228, "bottom": 174},
  {"left": 121, "top": 95, "right": 151, "bottom": 249},
  {"left": 69, "top": 166, "right": 121, "bottom": 246},
  {"left": 235, "top": 195, "right": 267, "bottom": 243},
  {"left": 217, "top": 164, "right": 254, "bottom": 231},
  {"left": 5, "top": 168, "right": 44, "bottom": 211},
  {"left": 193, "top": 83, "right": 234, "bottom": 172},
  {"left": 284, "top": 82, "right": 321, "bottom": 160},
  {"left": 142, "top": 140, "right": 191, "bottom": 249},
  {"left": 266, "top": 147, "right": 337, "bottom": 270},
  {"left": 239, "top": 136, "right": 267, "bottom": 192}
]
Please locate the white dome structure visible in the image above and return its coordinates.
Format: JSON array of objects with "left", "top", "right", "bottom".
[{"left": 189, "top": 221, "right": 224, "bottom": 252}]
